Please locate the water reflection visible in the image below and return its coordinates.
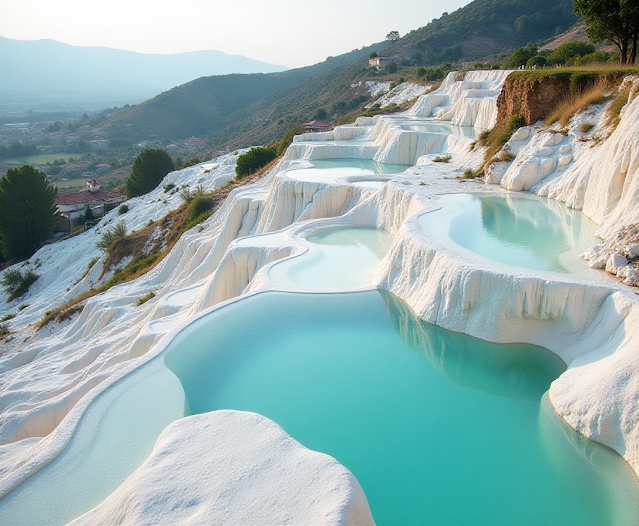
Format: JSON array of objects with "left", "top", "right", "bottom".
[
  {"left": 381, "top": 291, "right": 566, "bottom": 400},
  {"left": 419, "top": 194, "right": 599, "bottom": 273}
]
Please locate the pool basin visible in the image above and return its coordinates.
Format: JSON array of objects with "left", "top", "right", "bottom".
[
  {"left": 418, "top": 193, "right": 599, "bottom": 273},
  {"left": 286, "top": 159, "right": 409, "bottom": 184},
  {"left": 269, "top": 227, "right": 394, "bottom": 291}
]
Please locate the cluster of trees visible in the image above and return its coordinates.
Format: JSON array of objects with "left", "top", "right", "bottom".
[
  {"left": 126, "top": 148, "right": 175, "bottom": 198},
  {"left": 504, "top": 41, "right": 620, "bottom": 69},
  {"left": 417, "top": 63, "right": 453, "bottom": 81},
  {"left": 575, "top": 0, "right": 639, "bottom": 65},
  {"left": 390, "top": 0, "right": 578, "bottom": 67},
  {"left": 0, "top": 142, "right": 38, "bottom": 160},
  {"left": 235, "top": 147, "right": 277, "bottom": 179},
  {"left": 0, "top": 165, "right": 58, "bottom": 261}
]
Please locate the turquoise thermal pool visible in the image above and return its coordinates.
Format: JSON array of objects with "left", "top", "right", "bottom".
[
  {"left": 165, "top": 291, "right": 639, "bottom": 526},
  {"left": 418, "top": 193, "right": 600, "bottom": 273},
  {"left": 286, "top": 158, "right": 409, "bottom": 183},
  {"left": 2, "top": 292, "right": 639, "bottom": 525},
  {"left": 269, "top": 227, "right": 393, "bottom": 291}
]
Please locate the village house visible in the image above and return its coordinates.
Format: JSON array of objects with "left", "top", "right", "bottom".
[
  {"left": 369, "top": 56, "right": 390, "bottom": 69},
  {"left": 303, "top": 119, "right": 332, "bottom": 133},
  {"left": 55, "top": 179, "right": 126, "bottom": 231}
]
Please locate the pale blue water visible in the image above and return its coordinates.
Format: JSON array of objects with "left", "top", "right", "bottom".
[
  {"left": 419, "top": 193, "right": 600, "bottom": 273},
  {"left": 288, "top": 159, "right": 409, "bottom": 183},
  {"left": 269, "top": 227, "right": 393, "bottom": 291},
  {"left": 400, "top": 121, "right": 477, "bottom": 137},
  {"left": 165, "top": 291, "right": 639, "bottom": 526}
]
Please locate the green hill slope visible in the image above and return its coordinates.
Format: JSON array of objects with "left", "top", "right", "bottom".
[
  {"left": 388, "top": 0, "right": 578, "bottom": 63},
  {"left": 99, "top": 0, "right": 579, "bottom": 146}
]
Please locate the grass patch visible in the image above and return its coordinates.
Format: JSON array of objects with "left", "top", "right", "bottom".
[
  {"left": 56, "top": 305, "right": 83, "bottom": 323},
  {"left": 107, "top": 253, "right": 161, "bottom": 288},
  {"left": 580, "top": 122, "right": 595, "bottom": 133},
  {"left": 478, "top": 116, "right": 526, "bottom": 170},
  {"left": 605, "top": 88, "right": 631, "bottom": 128},
  {"left": 136, "top": 291, "right": 156, "bottom": 306},
  {"left": 433, "top": 154, "right": 452, "bottom": 163},
  {"left": 96, "top": 220, "right": 127, "bottom": 251},
  {"left": 496, "top": 151, "right": 516, "bottom": 162},
  {"left": 0, "top": 323, "right": 9, "bottom": 338},
  {"left": 461, "top": 168, "right": 477, "bottom": 179},
  {"left": 0, "top": 313, "right": 16, "bottom": 322},
  {"left": 18, "top": 304, "right": 28, "bottom": 311},
  {"left": 543, "top": 85, "right": 607, "bottom": 128}
]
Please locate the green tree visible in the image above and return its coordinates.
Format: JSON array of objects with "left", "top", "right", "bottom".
[
  {"left": 83, "top": 205, "right": 95, "bottom": 223},
  {"left": 235, "top": 147, "right": 277, "bottom": 178},
  {"left": 504, "top": 46, "right": 538, "bottom": 68},
  {"left": 126, "top": 148, "right": 175, "bottom": 198},
  {"left": 547, "top": 42, "right": 596, "bottom": 65},
  {"left": 574, "top": 0, "right": 639, "bottom": 64},
  {"left": 526, "top": 56, "right": 547, "bottom": 68},
  {"left": 0, "top": 165, "right": 58, "bottom": 260},
  {"left": 386, "top": 31, "right": 400, "bottom": 41}
]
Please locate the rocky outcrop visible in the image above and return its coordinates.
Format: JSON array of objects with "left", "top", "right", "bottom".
[{"left": 497, "top": 72, "right": 628, "bottom": 126}]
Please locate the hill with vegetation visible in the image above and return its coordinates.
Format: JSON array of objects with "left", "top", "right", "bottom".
[
  {"left": 97, "top": 0, "right": 581, "bottom": 148},
  {"left": 386, "top": 0, "right": 578, "bottom": 64},
  {"left": 98, "top": 45, "right": 383, "bottom": 142}
]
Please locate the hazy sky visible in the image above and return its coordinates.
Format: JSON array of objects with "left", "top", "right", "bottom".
[{"left": 0, "top": 0, "right": 472, "bottom": 68}]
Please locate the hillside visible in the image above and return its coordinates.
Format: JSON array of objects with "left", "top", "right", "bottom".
[
  {"left": 0, "top": 36, "right": 287, "bottom": 110},
  {"left": 387, "top": 0, "right": 578, "bottom": 63},
  {"left": 99, "top": 44, "right": 383, "bottom": 141},
  {"left": 97, "top": 0, "right": 580, "bottom": 147}
]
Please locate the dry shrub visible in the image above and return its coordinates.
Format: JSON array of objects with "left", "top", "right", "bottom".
[
  {"left": 605, "top": 88, "right": 631, "bottom": 128},
  {"left": 543, "top": 86, "right": 607, "bottom": 128}
]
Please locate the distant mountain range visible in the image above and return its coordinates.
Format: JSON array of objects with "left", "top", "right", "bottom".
[{"left": 0, "top": 36, "right": 287, "bottom": 111}]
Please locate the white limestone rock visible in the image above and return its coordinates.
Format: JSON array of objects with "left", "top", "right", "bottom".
[
  {"left": 620, "top": 266, "right": 639, "bottom": 286},
  {"left": 606, "top": 253, "right": 629, "bottom": 275},
  {"left": 71, "top": 411, "right": 374, "bottom": 526}
]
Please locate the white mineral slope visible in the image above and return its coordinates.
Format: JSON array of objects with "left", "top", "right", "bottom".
[
  {"left": 70, "top": 411, "right": 374, "bottom": 526},
  {"left": 406, "top": 70, "right": 513, "bottom": 129},
  {"left": 3, "top": 68, "right": 639, "bottom": 524},
  {"left": 366, "top": 81, "right": 432, "bottom": 109},
  {"left": 0, "top": 155, "right": 239, "bottom": 330}
]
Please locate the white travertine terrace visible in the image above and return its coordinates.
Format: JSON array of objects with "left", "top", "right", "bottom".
[
  {"left": 69, "top": 411, "right": 374, "bottom": 526},
  {"left": 1, "top": 69, "right": 639, "bottom": 523}
]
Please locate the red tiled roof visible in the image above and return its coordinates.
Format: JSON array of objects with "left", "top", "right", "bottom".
[
  {"left": 303, "top": 120, "right": 331, "bottom": 128},
  {"left": 55, "top": 188, "right": 124, "bottom": 206}
]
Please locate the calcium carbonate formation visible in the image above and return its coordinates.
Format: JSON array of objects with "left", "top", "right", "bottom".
[{"left": 1, "top": 70, "right": 639, "bottom": 524}]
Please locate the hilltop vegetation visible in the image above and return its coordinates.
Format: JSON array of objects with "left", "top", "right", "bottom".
[{"left": 387, "top": 0, "right": 578, "bottom": 63}]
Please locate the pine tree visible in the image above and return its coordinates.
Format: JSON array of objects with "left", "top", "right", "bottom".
[
  {"left": 83, "top": 205, "right": 95, "bottom": 223},
  {"left": 0, "top": 165, "right": 58, "bottom": 260},
  {"left": 126, "top": 148, "right": 175, "bottom": 198}
]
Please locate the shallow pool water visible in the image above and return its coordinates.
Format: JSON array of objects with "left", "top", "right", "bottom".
[
  {"left": 165, "top": 291, "right": 639, "bottom": 526},
  {"left": 286, "top": 159, "right": 409, "bottom": 184},
  {"left": 3, "top": 292, "right": 639, "bottom": 526},
  {"left": 269, "top": 227, "right": 393, "bottom": 291},
  {"left": 394, "top": 119, "right": 478, "bottom": 138},
  {"left": 418, "top": 193, "right": 600, "bottom": 273},
  {"left": 0, "top": 361, "right": 185, "bottom": 525}
]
